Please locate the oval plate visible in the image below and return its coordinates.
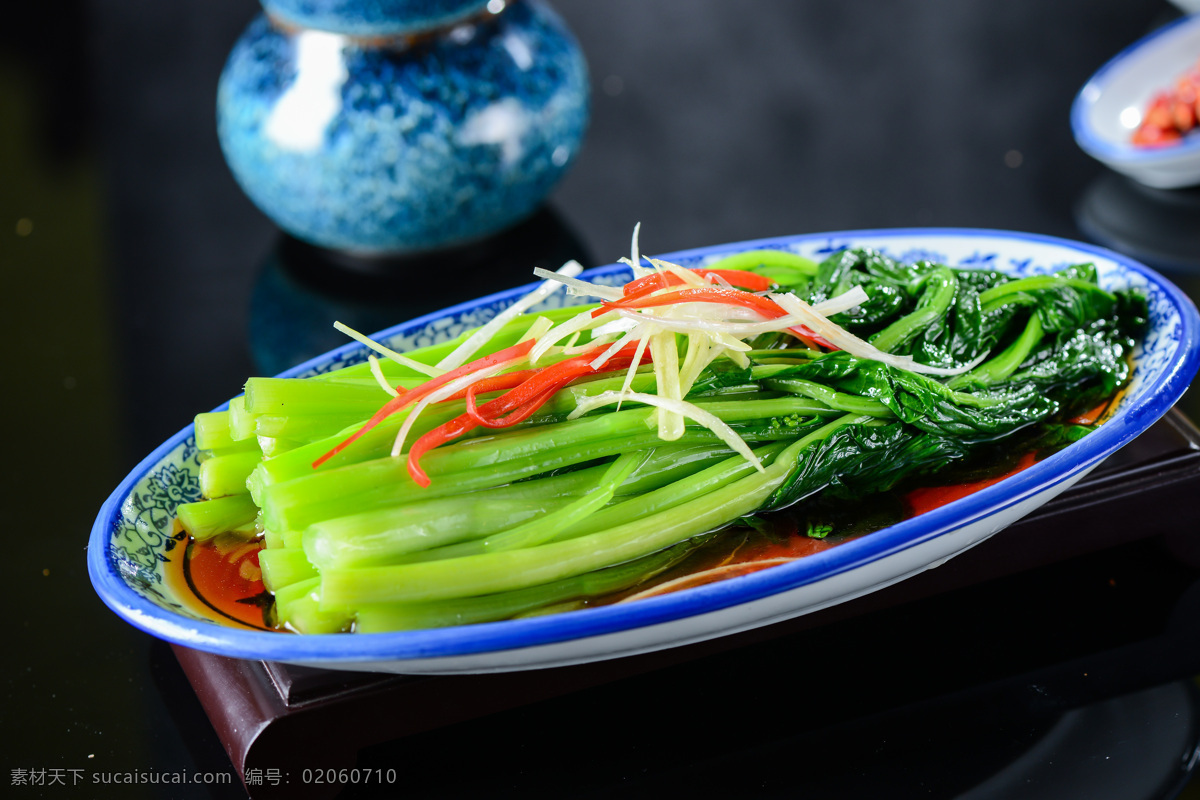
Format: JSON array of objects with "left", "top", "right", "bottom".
[{"left": 88, "top": 229, "right": 1200, "bottom": 674}]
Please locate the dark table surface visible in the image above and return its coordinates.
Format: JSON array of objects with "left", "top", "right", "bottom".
[{"left": 5, "top": 1, "right": 1200, "bottom": 798}]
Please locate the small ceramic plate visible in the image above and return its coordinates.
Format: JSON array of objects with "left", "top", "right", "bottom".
[
  {"left": 1071, "top": 14, "right": 1200, "bottom": 189},
  {"left": 88, "top": 229, "right": 1200, "bottom": 674}
]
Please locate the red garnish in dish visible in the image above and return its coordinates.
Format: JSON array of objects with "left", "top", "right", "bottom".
[
  {"left": 1068, "top": 401, "right": 1111, "bottom": 426},
  {"left": 443, "top": 369, "right": 540, "bottom": 401},
  {"left": 591, "top": 267, "right": 775, "bottom": 317},
  {"left": 1132, "top": 57, "right": 1200, "bottom": 148},
  {"left": 603, "top": 286, "right": 839, "bottom": 350},
  {"left": 312, "top": 339, "right": 537, "bottom": 468},
  {"left": 405, "top": 343, "right": 645, "bottom": 486},
  {"left": 465, "top": 383, "right": 563, "bottom": 429},
  {"left": 607, "top": 285, "right": 788, "bottom": 317},
  {"left": 318, "top": 257, "right": 860, "bottom": 483},
  {"left": 621, "top": 268, "right": 775, "bottom": 298}
]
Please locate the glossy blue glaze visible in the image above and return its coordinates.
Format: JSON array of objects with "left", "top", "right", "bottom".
[
  {"left": 265, "top": 0, "right": 491, "bottom": 36},
  {"left": 217, "top": 0, "right": 588, "bottom": 253}
]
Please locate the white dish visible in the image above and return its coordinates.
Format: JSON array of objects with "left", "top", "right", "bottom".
[
  {"left": 1071, "top": 15, "right": 1200, "bottom": 189},
  {"left": 88, "top": 228, "right": 1200, "bottom": 674}
]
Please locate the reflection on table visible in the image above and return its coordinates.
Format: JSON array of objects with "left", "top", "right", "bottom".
[
  {"left": 248, "top": 206, "right": 592, "bottom": 376},
  {"left": 1075, "top": 172, "right": 1200, "bottom": 274}
]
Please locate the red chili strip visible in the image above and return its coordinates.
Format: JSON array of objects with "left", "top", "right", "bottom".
[
  {"left": 408, "top": 347, "right": 644, "bottom": 485},
  {"left": 605, "top": 286, "right": 787, "bottom": 318},
  {"left": 442, "top": 369, "right": 539, "bottom": 401},
  {"left": 464, "top": 383, "right": 562, "bottom": 429},
  {"left": 787, "top": 326, "right": 837, "bottom": 351},
  {"left": 311, "top": 340, "right": 536, "bottom": 468},
  {"left": 623, "top": 271, "right": 670, "bottom": 297},
  {"left": 622, "top": 268, "right": 773, "bottom": 297},
  {"left": 609, "top": 285, "right": 840, "bottom": 351},
  {"left": 482, "top": 345, "right": 632, "bottom": 411},
  {"left": 406, "top": 417, "right": 477, "bottom": 487},
  {"left": 1068, "top": 400, "right": 1110, "bottom": 426},
  {"left": 465, "top": 354, "right": 640, "bottom": 428},
  {"left": 596, "top": 269, "right": 776, "bottom": 318},
  {"left": 460, "top": 348, "right": 635, "bottom": 429}
]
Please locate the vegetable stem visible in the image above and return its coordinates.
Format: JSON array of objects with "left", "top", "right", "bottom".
[
  {"left": 353, "top": 539, "right": 700, "bottom": 632},
  {"left": 948, "top": 314, "right": 1044, "bottom": 389},
  {"left": 318, "top": 417, "right": 860, "bottom": 608},
  {"left": 177, "top": 495, "right": 259, "bottom": 541},
  {"left": 870, "top": 266, "right": 957, "bottom": 353},
  {"left": 705, "top": 250, "right": 819, "bottom": 284},
  {"left": 302, "top": 464, "right": 610, "bottom": 570},
  {"left": 198, "top": 450, "right": 261, "bottom": 498}
]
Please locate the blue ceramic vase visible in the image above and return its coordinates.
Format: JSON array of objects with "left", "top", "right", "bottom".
[{"left": 217, "top": 0, "right": 589, "bottom": 253}]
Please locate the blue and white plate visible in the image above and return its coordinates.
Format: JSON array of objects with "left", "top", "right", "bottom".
[
  {"left": 88, "top": 229, "right": 1200, "bottom": 674},
  {"left": 1071, "top": 14, "right": 1200, "bottom": 188}
]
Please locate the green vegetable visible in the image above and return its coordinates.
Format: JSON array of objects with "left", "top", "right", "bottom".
[
  {"left": 177, "top": 494, "right": 259, "bottom": 541},
  {"left": 353, "top": 536, "right": 706, "bottom": 632},
  {"left": 181, "top": 245, "right": 1146, "bottom": 633}
]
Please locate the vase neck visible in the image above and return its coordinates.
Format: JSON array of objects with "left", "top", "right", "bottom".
[{"left": 261, "top": 0, "right": 506, "bottom": 39}]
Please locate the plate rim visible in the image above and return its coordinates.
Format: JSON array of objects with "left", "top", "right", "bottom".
[{"left": 87, "top": 227, "right": 1200, "bottom": 664}]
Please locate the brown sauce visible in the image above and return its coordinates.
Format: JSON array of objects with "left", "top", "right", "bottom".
[{"left": 164, "top": 530, "right": 274, "bottom": 631}]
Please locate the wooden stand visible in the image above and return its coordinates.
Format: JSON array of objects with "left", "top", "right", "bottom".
[{"left": 173, "top": 411, "right": 1200, "bottom": 798}]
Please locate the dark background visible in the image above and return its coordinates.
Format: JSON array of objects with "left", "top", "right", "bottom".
[{"left": 4, "top": 1, "right": 1200, "bottom": 797}]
